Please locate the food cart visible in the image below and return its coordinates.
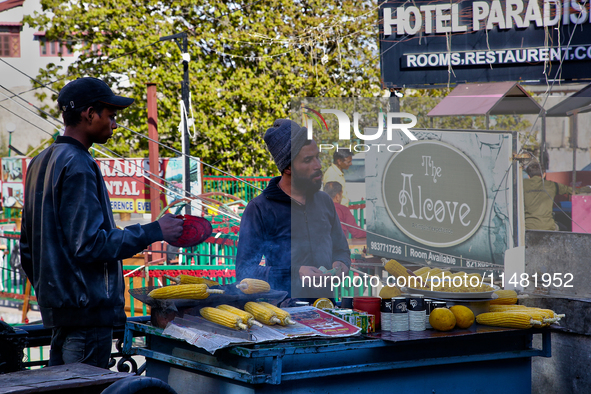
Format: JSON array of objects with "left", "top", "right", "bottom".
[
  {"left": 122, "top": 282, "right": 551, "bottom": 394},
  {"left": 123, "top": 319, "right": 550, "bottom": 394}
]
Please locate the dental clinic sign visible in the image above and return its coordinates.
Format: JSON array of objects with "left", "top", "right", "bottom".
[
  {"left": 383, "top": 141, "right": 486, "bottom": 248},
  {"left": 379, "top": 0, "right": 591, "bottom": 87}
]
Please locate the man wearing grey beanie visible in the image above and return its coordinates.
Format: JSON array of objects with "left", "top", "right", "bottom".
[{"left": 236, "top": 119, "right": 351, "bottom": 299}]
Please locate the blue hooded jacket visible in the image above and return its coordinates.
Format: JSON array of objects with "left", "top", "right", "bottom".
[{"left": 235, "top": 176, "right": 351, "bottom": 298}]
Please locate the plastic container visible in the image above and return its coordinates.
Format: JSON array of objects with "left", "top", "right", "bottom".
[{"left": 353, "top": 296, "right": 382, "bottom": 330}]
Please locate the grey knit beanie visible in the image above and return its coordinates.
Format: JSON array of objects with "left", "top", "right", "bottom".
[{"left": 264, "top": 119, "right": 309, "bottom": 173}]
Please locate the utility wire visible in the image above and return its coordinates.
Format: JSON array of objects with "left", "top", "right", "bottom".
[
  {"left": 91, "top": 144, "right": 242, "bottom": 222},
  {"left": 0, "top": 63, "right": 263, "bottom": 192}
]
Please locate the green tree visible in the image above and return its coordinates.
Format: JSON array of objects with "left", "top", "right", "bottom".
[{"left": 24, "top": 0, "right": 382, "bottom": 175}]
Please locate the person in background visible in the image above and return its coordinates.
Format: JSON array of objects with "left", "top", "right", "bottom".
[
  {"left": 324, "top": 181, "right": 366, "bottom": 239},
  {"left": 523, "top": 162, "right": 590, "bottom": 230},
  {"left": 323, "top": 150, "right": 353, "bottom": 206},
  {"left": 235, "top": 119, "right": 351, "bottom": 299},
  {"left": 20, "top": 77, "right": 184, "bottom": 369}
]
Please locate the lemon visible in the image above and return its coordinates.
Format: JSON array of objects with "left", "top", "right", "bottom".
[
  {"left": 313, "top": 298, "right": 334, "bottom": 309},
  {"left": 429, "top": 307, "right": 456, "bottom": 331},
  {"left": 449, "top": 305, "right": 475, "bottom": 329}
]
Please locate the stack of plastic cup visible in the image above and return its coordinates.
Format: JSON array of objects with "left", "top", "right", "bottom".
[
  {"left": 380, "top": 298, "right": 393, "bottom": 332},
  {"left": 407, "top": 294, "right": 426, "bottom": 331},
  {"left": 392, "top": 297, "right": 409, "bottom": 331}
]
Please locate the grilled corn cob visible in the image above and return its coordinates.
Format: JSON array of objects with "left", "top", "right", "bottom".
[
  {"left": 466, "top": 273, "right": 482, "bottom": 280},
  {"left": 490, "top": 289, "right": 518, "bottom": 305},
  {"left": 258, "top": 302, "right": 296, "bottom": 325},
  {"left": 236, "top": 278, "right": 271, "bottom": 294},
  {"left": 384, "top": 259, "right": 413, "bottom": 279},
  {"left": 148, "top": 284, "right": 224, "bottom": 299},
  {"left": 178, "top": 274, "right": 220, "bottom": 286},
  {"left": 244, "top": 302, "right": 281, "bottom": 325},
  {"left": 200, "top": 307, "right": 248, "bottom": 330},
  {"left": 450, "top": 271, "right": 467, "bottom": 278},
  {"left": 413, "top": 267, "right": 430, "bottom": 276},
  {"left": 490, "top": 305, "right": 528, "bottom": 312},
  {"left": 476, "top": 312, "right": 542, "bottom": 328},
  {"left": 163, "top": 274, "right": 219, "bottom": 287},
  {"left": 216, "top": 304, "right": 263, "bottom": 328},
  {"left": 379, "top": 284, "right": 402, "bottom": 299},
  {"left": 533, "top": 308, "right": 565, "bottom": 320}
]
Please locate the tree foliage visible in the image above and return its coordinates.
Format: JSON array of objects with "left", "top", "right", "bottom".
[{"left": 24, "top": 0, "right": 382, "bottom": 175}]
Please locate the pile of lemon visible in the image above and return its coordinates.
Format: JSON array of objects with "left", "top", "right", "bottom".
[{"left": 429, "top": 305, "right": 475, "bottom": 331}]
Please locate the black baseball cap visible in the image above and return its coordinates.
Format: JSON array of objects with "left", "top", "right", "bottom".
[{"left": 57, "top": 77, "right": 134, "bottom": 112}]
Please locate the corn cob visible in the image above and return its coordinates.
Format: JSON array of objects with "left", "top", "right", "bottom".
[
  {"left": 216, "top": 304, "right": 263, "bottom": 328},
  {"left": 384, "top": 259, "right": 413, "bottom": 279},
  {"left": 258, "top": 302, "right": 296, "bottom": 325},
  {"left": 244, "top": 302, "right": 281, "bottom": 325},
  {"left": 413, "top": 267, "right": 430, "bottom": 276},
  {"left": 476, "top": 312, "right": 542, "bottom": 329},
  {"left": 179, "top": 274, "right": 220, "bottom": 287},
  {"left": 429, "top": 268, "right": 444, "bottom": 276},
  {"left": 418, "top": 270, "right": 432, "bottom": 279},
  {"left": 148, "top": 284, "right": 224, "bottom": 299},
  {"left": 379, "top": 284, "right": 402, "bottom": 299},
  {"left": 466, "top": 273, "right": 482, "bottom": 280},
  {"left": 490, "top": 305, "right": 528, "bottom": 312},
  {"left": 450, "top": 271, "right": 467, "bottom": 278},
  {"left": 236, "top": 278, "right": 271, "bottom": 294},
  {"left": 489, "top": 305, "right": 563, "bottom": 326},
  {"left": 490, "top": 289, "right": 518, "bottom": 305},
  {"left": 200, "top": 307, "right": 248, "bottom": 330},
  {"left": 532, "top": 308, "right": 565, "bottom": 320},
  {"left": 163, "top": 274, "right": 219, "bottom": 287}
]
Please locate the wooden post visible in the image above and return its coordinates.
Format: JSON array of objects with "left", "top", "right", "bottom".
[{"left": 147, "top": 83, "right": 164, "bottom": 262}]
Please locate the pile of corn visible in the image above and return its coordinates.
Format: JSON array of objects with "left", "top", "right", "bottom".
[
  {"left": 148, "top": 278, "right": 296, "bottom": 331},
  {"left": 476, "top": 305, "right": 564, "bottom": 329},
  {"left": 200, "top": 302, "right": 295, "bottom": 330}
]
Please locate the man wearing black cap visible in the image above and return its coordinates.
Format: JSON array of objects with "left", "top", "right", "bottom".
[
  {"left": 20, "top": 77, "right": 184, "bottom": 368},
  {"left": 236, "top": 119, "right": 351, "bottom": 300}
]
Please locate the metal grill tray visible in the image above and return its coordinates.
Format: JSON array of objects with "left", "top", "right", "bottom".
[{"left": 129, "top": 283, "right": 288, "bottom": 312}]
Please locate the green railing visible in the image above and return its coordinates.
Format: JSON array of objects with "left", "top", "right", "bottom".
[
  {"left": 0, "top": 231, "right": 26, "bottom": 299},
  {"left": 202, "top": 176, "right": 271, "bottom": 202}
]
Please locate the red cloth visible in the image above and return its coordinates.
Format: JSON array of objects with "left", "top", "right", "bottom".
[{"left": 334, "top": 202, "right": 366, "bottom": 239}]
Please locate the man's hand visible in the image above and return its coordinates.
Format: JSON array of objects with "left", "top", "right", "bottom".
[
  {"left": 299, "top": 265, "right": 325, "bottom": 278},
  {"left": 332, "top": 261, "right": 349, "bottom": 276},
  {"left": 158, "top": 214, "right": 184, "bottom": 243}
]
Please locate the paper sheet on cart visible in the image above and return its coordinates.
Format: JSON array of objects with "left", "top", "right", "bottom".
[{"left": 162, "top": 306, "right": 360, "bottom": 354}]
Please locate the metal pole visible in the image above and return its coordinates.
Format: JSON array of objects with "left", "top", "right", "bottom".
[
  {"left": 512, "top": 132, "right": 519, "bottom": 247},
  {"left": 147, "top": 83, "right": 161, "bottom": 222},
  {"left": 571, "top": 112, "right": 578, "bottom": 195},
  {"left": 181, "top": 33, "right": 191, "bottom": 215},
  {"left": 159, "top": 32, "right": 191, "bottom": 215},
  {"left": 540, "top": 111, "right": 547, "bottom": 171}
]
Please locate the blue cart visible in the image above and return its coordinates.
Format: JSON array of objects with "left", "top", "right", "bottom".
[{"left": 123, "top": 322, "right": 550, "bottom": 394}]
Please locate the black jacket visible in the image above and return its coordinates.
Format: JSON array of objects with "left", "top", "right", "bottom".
[
  {"left": 235, "top": 176, "right": 351, "bottom": 298},
  {"left": 20, "top": 136, "right": 162, "bottom": 328}
]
